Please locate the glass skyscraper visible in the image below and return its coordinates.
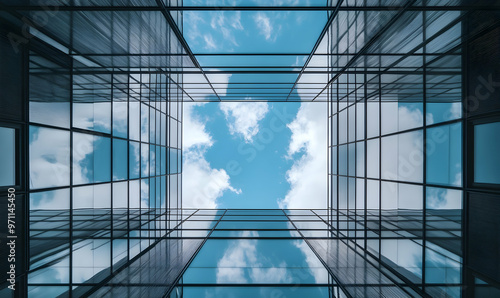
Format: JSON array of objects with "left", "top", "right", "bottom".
[{"left": 0, "top": 1, "right": 499, "bottom": 297}]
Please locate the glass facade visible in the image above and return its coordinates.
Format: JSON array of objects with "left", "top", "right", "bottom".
[
  {"left": 27, "top": 56, "right": 183, "bottom": 296},
  {"left": 327, "top": 7, "right": 464, "bottom": 297},
  {"left": 0, "top": 1, "right": 500, "bottom": 297}
]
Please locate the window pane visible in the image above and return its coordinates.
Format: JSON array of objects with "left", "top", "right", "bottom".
[
  {"left": 29, "top": 126, "right": 70, "bottom": 189},
  {"left": 178, "top": 149, "right": 182, "bottom": 173},
  {"left": 91, "top": 135, "right": 110, "bottom": 182},
  {"left": 113, "top": 139, "right": 127, "bottom": 181},
  {"left": 129, "top": 179, "right": 140, "bottom": 209},
  {"left": 474, "top": 121, "right": 500, "bottom": 184},
  {"left": 338, "top": 145, "right": 347, "bottom": 176},
  {"left": 141, "top": 143, "right": 149, "bottom": 177},
  {"left": 156, "top": 146, "right": 161, "bottom": 176},
  {"left": 29, "top": 55, "right": 70, "bottom": 128},
  {"left": 367, "top": 138, "right": 379, "bottom": 179},
  {"left": 381, "top": 102, "right": 423, "bottom": 135},
  {"left": 150, "top": 107, "right": 156, "bottom": 144},
  {"left": 129, "top": 141, "right": 140, "bottom": 179},
  {"left": 73, "top": 74, "right": 111, "bottom": 134},
  {"left": 170, "top": 118, "right": 178, "bottom": 148},
  {"left": 348, "top": 105, "right": 355, "bottom": 142},
  {"left": 0, "top": 127, "right": 15, "bottom": 186},
  {"left": 339, "top": 109, "right": 347, "bottom": 144},
  {"left": 398, "top": 130, "right": 423, "bottom": 183},
  {"left": 356, "top": 141, "right": 365, "bottom": 177},
  {"left": 73, "top": 133, "right": 111, "bottom": 184},
  {"left": 72, "top": 239, "right": 110, "bottom": 284},
  {"left": 356, "top": 178, "right": 365, "bottom": 209},
  {"left": 426, "top": 187, "right": 462, "bottom": 211},
  {"left": 367, "top": 180, "right": 379, "bottom": 210},
  {"left": 129, "top": 100, "right": 140, "bottom": 141},
  {"left": 112, "top": 100, "right": 128, "bottom": 138},
  {"left": 426, "top": 102, "right": 461, "bottom": 125},
  {"left": 150, "top": 144, "right": 156, "bottom": 176},
  {"left": 426, "top": 123, "right": 462, "bottom": 186},
  {"left": 141, "top": 103, "right": 149, "bottom": 143},
  {"left": 113, "top": 181, "right": 128, "bottom": 209},
  {"left": 30, "top": 188, "right": 70, "bottom": 210},
  {"left": 161, "top": 147, "right": 167, "bottom": 175},
  {"left": 73, "top": 184, "right": 111, "bottom": 209},
  {"left": 367, "top": 101, "right": 379, "bottom": 138},
  {"left": 381, "top": 239, "right": 423, "bottom": 281},
  {"left": 356, "top": 102, "right": 365, "bottom": 141},
  {"left": 348, "top": 143, "right": 355, "bottom": 177},
  {"left": 169, "top": 148, "right": 178, "bottom": 174}
]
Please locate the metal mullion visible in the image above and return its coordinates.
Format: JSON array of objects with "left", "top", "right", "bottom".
[
  {"left": 110, "top": 70, "right": 115, "bottom": 274},
  {"left": 377, "top": 49, "right": 382, "bottom": 259},
  {"left": 68, "top": 31, "right": 74, "bottom": 296},
  {"left": 346, "top": 71, "right": 351, "bottom": 237},
  {"left": 327, "top": 77, "right": 331, "bottom": 220},
  {"left": 166, "top": 75, "right": 171, "bottom": 229},
  {"left": 421, "top": 7, "right": 428, "bottom": 293},
  {"left": 336, "top": 78, "right": 340, "bottom": 231},
  {"left": 363, "top": 5, "right": 369, "bottom": 248}
]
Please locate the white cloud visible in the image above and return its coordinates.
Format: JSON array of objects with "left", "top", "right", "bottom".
[
  {"left": 448, "top": 102, "right": 462, "bottom": 120},
  {"left": 279, "top": 103, "right": 327, "bottom": 209},
  {"left": 210, "top": 11, "right": 243, "bottom": 47},
  {"left": 381, "top": 103, "right": 424, "bottom": 134},
  {"left": 183, "top": 103, "right": 213, "bottom": 149},
  {"left": 216, "top": 231, "right": 292, "bottom": 284},
  {"left": 219, "top": 101, "right": 269, "bottom": 142},
  {"left": 30, "top": 188, "right": 70, "bottom": 210},
  {"left": 204, "top": 34, "right": 217, "bottom": 50},
  {"left": 254, "top": 13, "right": 274, "bottom": 41},
  {"left": 216, "top": 231, "right": 258, "bottom": 283},
  {"left": 183, "top": 152, "right": 241, "bottom": 209},
  {"left": 206, "top": 72, "right": 232, "bottom": 97},
  {"left": 72, "top": 102, "right": 111, "bottom": 132},
  {"left": 426, "top": 187, "right": 462, "bottom": 210},
  {"left": 271, "top": 0, "right": 301, "bottom": 6},
  {"left": 183, "top": 103, "right": 240, "bottom": 208},
  {"left": 293, "top": 240, "right": 329, "bottom": 284},
  {"left": 187, "top": 10, "right": 244, "bottom": 51},
  {"left": 29, "top": 127, "right": 70, "bottom": 189}
]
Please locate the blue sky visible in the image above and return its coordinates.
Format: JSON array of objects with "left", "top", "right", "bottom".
[{"left": 186, "top": 102, "right": 299, "bottom": 208}]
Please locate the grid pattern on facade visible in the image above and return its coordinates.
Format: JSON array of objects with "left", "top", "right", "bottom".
[{"left": 0, "top": 1, "right": 500, "bottom": 297}]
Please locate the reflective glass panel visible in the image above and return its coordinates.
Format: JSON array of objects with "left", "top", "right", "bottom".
[
  {"left": 0, "top": 127, "right": 15, "bottom": 186},
  {"left": 29, "top": 126, "right": 70, "bottom": 189},
  {"left": 474, "top": 121, "right": 500, "bottom": 184}
]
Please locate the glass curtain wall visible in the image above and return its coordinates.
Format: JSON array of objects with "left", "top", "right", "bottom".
[
  {"left": 328, "top": 6, "right": 463, "bottom": 298},
  {"left": 15, "top": 2, "right": 185, "bottom": 297}
]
